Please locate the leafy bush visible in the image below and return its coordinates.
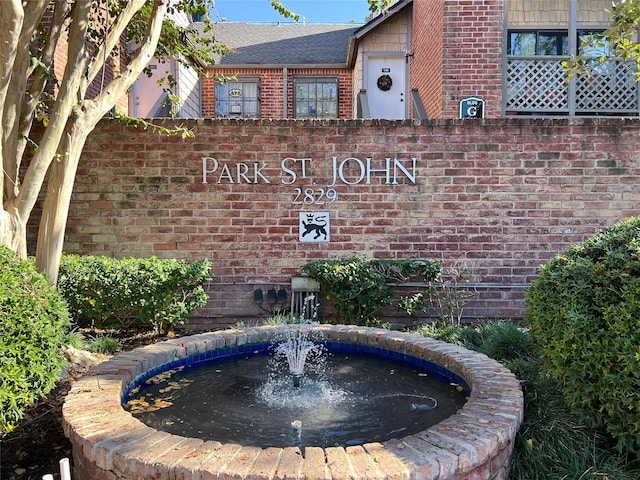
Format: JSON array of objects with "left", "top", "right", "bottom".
[
  {"left": 0, "top": 246, "right": 71, "bottom": 435},
  {"left": 413, "top": 321, "right": 640, "bottom": 478},
  {"left": 398, "top": 262, "right": 477, "bottom": 325},
  {"left": 526, "top": 216, "right": 640, "bottom": 454},
  {"left": 88, "top": 335, "right": 122, "bottom": 355},
  {"left": 58, "top": 255, "right": 212, "bottom": 333},
  {"left": 302, "top": 258, "right": 440, "bottom": 325}
]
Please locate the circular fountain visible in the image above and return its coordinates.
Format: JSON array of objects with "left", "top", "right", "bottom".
[{"left": 62, "top": 325, "right": 524, "bottom": 480}]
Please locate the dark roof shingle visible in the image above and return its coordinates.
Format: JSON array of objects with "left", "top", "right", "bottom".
[{"left": 193, "top": 22, "right": 359, "bottom": 66}]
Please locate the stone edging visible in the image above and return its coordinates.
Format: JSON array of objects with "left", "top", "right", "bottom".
[{"left": 62, "top": 325, "right": 524, "bottom": 479}]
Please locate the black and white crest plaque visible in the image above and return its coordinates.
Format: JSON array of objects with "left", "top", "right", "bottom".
[{"left": 299, "top": 212, "right": 330, "bottom": 242}]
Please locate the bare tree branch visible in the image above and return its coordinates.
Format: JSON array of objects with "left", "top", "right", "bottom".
[
  {"left": 91, "top": 0, "right": 168, "bottom": 117},
  {"left": 87, "top": 0, "right": 147, "bottom": 87}
]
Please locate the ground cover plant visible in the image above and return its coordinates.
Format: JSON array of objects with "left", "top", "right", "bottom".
[{"left": 413, "top": 321, "right": 640, "bottom": 479}]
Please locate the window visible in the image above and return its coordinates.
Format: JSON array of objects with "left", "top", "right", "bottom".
[
  {"left": 215, "top": 78, "right": 260, "bottom": 118},
  {"left": 508, "top": 31, "right": 568, "bottom": 56},
  {"left": 294, "top": 78, "right": 338, "bottom": 119},
  {"left": 577, "top": 30, "right": 613, "bottom": 75},
  {"left": 577, "top": 30, "right": 609, "bottom": 57}
]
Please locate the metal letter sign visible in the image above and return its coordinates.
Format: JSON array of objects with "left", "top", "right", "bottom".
[
  {"left": 459, "top": 97, "right": 485, "bottom": 119},
  {"left": 299, "top": 212, "right": 330, "bottom": 242}
]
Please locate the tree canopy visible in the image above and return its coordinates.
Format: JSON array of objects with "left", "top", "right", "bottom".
[
  {"left": 564, "top": 0, "right": 640, "bottom": 81},
  {"left": 0, "top": 0, "right": 226, "bottom": 284}
]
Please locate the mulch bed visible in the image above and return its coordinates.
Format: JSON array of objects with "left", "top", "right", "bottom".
[{"left": 1, "top": 380, "right": 74, "bottom": 480}]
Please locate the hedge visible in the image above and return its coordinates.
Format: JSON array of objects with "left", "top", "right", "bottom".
[{"left": 0, "top": 246, "right": 71, "bottom": 434}]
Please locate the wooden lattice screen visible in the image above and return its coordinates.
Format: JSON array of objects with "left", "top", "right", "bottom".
[{"left": 505, "top": 57, "right": 639, "bottom": 115}]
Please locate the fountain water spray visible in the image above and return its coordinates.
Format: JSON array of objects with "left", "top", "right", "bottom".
[{"left": 273, "top": 294, "right": 325, "bottom": 388}]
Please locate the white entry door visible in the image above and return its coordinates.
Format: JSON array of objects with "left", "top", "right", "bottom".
[{"left": 366, "top": 55, "right": 407, "bottom": 119}]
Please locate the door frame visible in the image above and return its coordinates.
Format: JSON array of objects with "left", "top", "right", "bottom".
[{"left": 363, "top": 52, "right": 409, "bottom": 119}]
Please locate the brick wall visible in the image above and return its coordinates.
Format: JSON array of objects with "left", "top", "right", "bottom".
[
  {"left": 411, "top": 0, "right": 446, "bottom": 118},
  {"left": 441, "top": 0, "right": 504, "bottom": 118},
  {"left": 54, "top": 117, "right": 640, "bottom": 328}
]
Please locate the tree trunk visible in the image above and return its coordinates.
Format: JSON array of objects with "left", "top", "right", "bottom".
[
  {"left": 35, "top": 118, "right": 89, "bottom": 285},
  {"left": 0, "top": 204, "right": 26, "bottom": 258}
]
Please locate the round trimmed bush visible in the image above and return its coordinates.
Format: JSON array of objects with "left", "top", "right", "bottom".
[
  {"left": 525, "top": 216, "right": 640, "bottom": 453},
  {"left": 0, "top": 246, "right": 71, "bottom": 435}
]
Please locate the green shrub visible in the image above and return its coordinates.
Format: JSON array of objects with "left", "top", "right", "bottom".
[
  {"left": 302, "top": 258, "right": 440, "bottom": 325},
  {"left": 58, "top": 255, "right": 212, "bottom": 333},
  {"left": 413, "top": 321, "right": 640, "bottom": 477},
  {"left": 476, "top": 321, "right": 534, "bottom": 363},
  {"left": 398, "top": 263, "right": 477, "bottom": 326},
  {"left": 526, "top": 215, "right": 640, "bottom": 454},
  {"left": 88, "top": 335, "right": 121, "bottom": 355},
  {"left": 0, "top": 246, "right": 71, "bottom": 435}
]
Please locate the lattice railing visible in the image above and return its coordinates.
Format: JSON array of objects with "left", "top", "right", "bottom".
[
  {"left": 506, "top": 58, "right": 569, "bottom": 112},
  {"left": 506, "top": 57, "right": 639, "bottom": 115},
  {"left": 574, "top": 60, "right": 638, "bottom": 113}
]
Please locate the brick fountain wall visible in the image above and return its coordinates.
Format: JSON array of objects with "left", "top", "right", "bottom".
[{"left": 62, "top": 326, "right": 524, "bottom": 479}]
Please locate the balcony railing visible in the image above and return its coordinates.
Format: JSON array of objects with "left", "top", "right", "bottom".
[{"left": 505, "top": 56, "right": 639, "bottom": 116}]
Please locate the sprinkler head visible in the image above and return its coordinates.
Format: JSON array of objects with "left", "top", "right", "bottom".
[{"left": 291, "top": 420, "right": 302, "bottom": 443}]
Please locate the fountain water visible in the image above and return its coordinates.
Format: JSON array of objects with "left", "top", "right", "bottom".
[
  {"left": 63, "top": 325, "right": 524, "bottom": 479},
  {"left": 272, "top": 313, "right": 325, "bottom": 388}
]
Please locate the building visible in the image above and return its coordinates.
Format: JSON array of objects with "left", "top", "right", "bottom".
[
  {"left": 504, "top": 0, "right": 639, "bottom": 117},
  {"left": 135, "top": 0, "right": 638, "bottom": 120},
  {"left": 197, "top": 22, "right": 358, "bottom": 119},
  {"left": 128, "top": 8, "right": 205, "bottom": 118}
]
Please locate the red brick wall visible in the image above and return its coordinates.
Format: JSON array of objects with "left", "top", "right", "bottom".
[
  {"left": 56, "top": 117, "right": 640, "bottom": 328},
  {"left": 202, "top": 76, "right": 215, "bottom": 117},
  {"left": 411, "top": 0, "right": 446, "bottom": 118},
  {"left": 440, "top": 0, "right": 504, "bottom": 118},
  {"left": 202, "top": 68, "right": 353, "bottom": 119}
]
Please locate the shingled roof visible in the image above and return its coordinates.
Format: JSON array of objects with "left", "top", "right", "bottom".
[{"left": 192, "top": 22, "right": 359, "bottom": 67}]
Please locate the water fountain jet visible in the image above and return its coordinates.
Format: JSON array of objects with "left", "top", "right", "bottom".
[{"left": 272, "top": 316, "right": 324, "bottom": 388}]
